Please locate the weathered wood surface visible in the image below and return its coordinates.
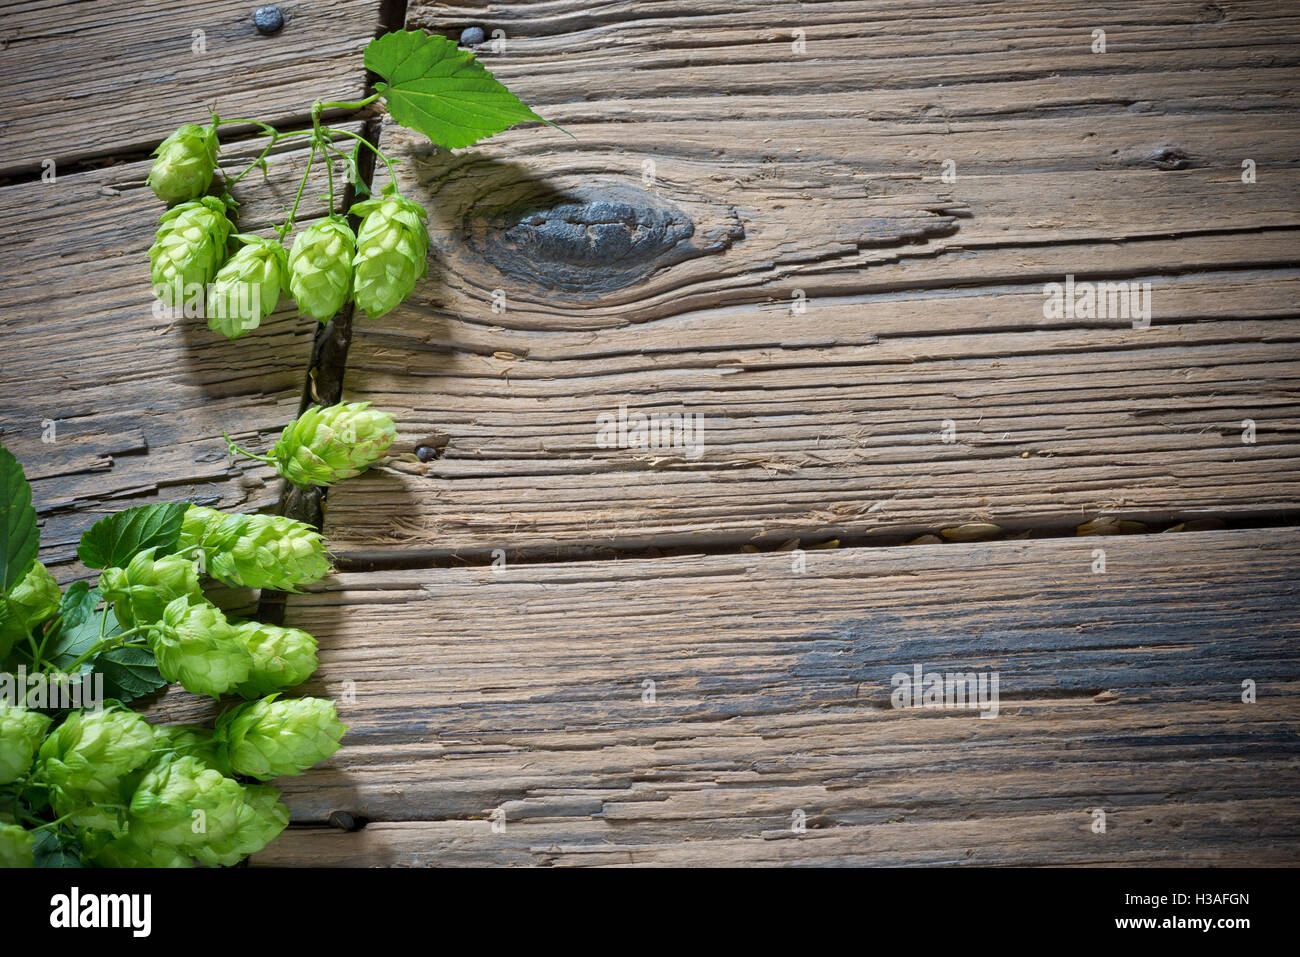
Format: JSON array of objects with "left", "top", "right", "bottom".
[
  {"left": 0, "top": 126, "right": 365, "bottom": 577},
  {"left": 0, "top": 0, "right": 384, "bottom": 177},
  {"left": 198, "top": 530, "right": 1299, "bottom": 866},
  {"left": 320, "top": 0, "right": 1300, "bottom": 559}
]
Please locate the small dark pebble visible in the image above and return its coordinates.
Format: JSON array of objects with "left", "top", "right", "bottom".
[
  {"left": 253, "top": 5, "right": 284, "bottom": 35},
  {"left": 460, "top": 25, "right": 486, "bottom": 46}
]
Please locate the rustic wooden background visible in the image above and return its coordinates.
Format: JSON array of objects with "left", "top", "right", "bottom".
[{"left": 1, "top": 0, "right": 1297, "bottom": 866}]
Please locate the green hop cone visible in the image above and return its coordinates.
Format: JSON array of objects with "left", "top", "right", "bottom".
[
  {"left": 152, "top": 595, "right": 251, "bottom": 698},
  {"left": 149, "top": 196, "right": 233, "bottom": 308},
  {"left": 193, "top": 784, "right": 289, "bottom": 867},
  {"left": 206, "top": 234, "right": 287, "bottom": 339},
  {"left": 0, "top": 703, "right": 53, "bottom": 785},
  {"left": 232, "top": 622, "right": 319, "bottom": 698},
  {"left": 269, "top": 401, "right": 397, "bottom": 488},
  {"left": 288, "top": 216, "right": 356, "bottom": 321},
  {"left": 350, "top": 185, "right": 429, "bottom": 320},
  {"left": 0, "top": 560, "right": 60, "bottom": 654},
  {"left": 98, "top": 547, "right": 201, "bottom": 630},
  {"left": 178, "top": 504, "right": 332, "bottom": 591},
  {"left": 154, "top": 723, "right": 234, "bottom": 777},
  {"left": 216, "top": 695, "right": 346, "bottom": 781},
  {"left": 128, "top": 755, "right": 246, "bottom": 852},
  {"left": 0, "top": 822, "right": 35, "bottom": 868},
  {"left": 93, "top": 833, "right": 194, "bottom": 868},
  {"left": 37, "top": 706, "right": 156, "bottom": 833},
  {"left": 147, "top": 122, "right": 219, "bottom": 205}
]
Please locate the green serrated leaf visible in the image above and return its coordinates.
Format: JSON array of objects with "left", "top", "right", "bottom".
[
  {"left": 46, "top": 605, "right": 121, "bottom": 675},
  {"left": 57, "top": 581, "right": 97, "bottom": 631},
  {"left": 365, "top": 30, "right": 548, "bottom": 149},
  {"left": 95, "top": 644, "right": 167, "bottom": 703},
  {"left": 0, "top": 445, "right": 39, "bottom": 596},
  {"left": 76, "top": 503, "right": 189, "bottom": 570},
  {"left": 33, "top": 829, "right": 83, "bottom": 868}
]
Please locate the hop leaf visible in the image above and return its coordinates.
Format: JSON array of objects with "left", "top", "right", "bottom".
[
  {"left": 98, "top": 546, "right": 201, "bottom": 630},
  {"left": 216, "top": 696, "right": 346, "bottom": 780},
  {"left": 0, "top": 703, "right": 53, "bottom": 786},
  {"left": 152, "top": 595, "right": 251, "bottom": 698},
  {"left": 178, "top": 505, "right": 332, "bottom": 591},
  {"left": 206, "top": 234, "right": 287, "bottom": 339},
  {"left": 37, "top": 706, "right": 156, "bottom": 834},
  {"left": 149, "top": 197, "right": 233, "bottom": 308},
  {"left": 350, "top": 185, "right": 429, "bottom": 320},
  {"left": 269, "top": 401, "right": 397, "bottom": 488},
  {"left": 128, "top": 754, "right": 246, "bottom": 852},
  {"left": 288, "top": 216, "right": 356, "bottom": 321},
  {"left": 0, "top": 822, "right": 35, "bottom": 868},
  {"left": 147, "top": 123, "right": 220, "bottom": 205},
  {"left": 364, "top": 30, "right": 547, "bottom": 149},
  {"left": 232, "top": 621, "right": 319, "bottom": 698}
]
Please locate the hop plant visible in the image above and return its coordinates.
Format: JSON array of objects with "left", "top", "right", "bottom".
[
  {"left": 37, "top": 706, "right": 156, "bottom": 833},
  {"left": 128, "top": 755, "right": 247, "bottom": 852},
  {"left": 193, "top": 783, "right": 289, "bottom": 867},
  {"left": 350, "top": 185, "right": 429, "bottom": 320},
  {"left": 147, "top": 122, "right": 220, "bottom": 205},
  {"left": 232, "top": 621, "right": 320, "bottom": 698},
  {"left": 267, "top": 401, "right": 397, "bottom": 488},
  {"left": 288, "top": 216, "right": 356, "bottom": 321},
  {"left": 92, "top": 834, "right": 195, "bottom": 869},
  {"left": 149, "top": 196, "right": 233, "bottom": 307},
  {"left": 98, "top": 547, "right": 201, "bottom": 629},
  {"left": 152, "top": 596, "right": 251, "bottom": 698},
  {"left": 206, "top": 234, "right": 288, "bottom": 339},
  {"left": 0, "top": 703, "right": 53, "bottom": 785},
  {"left": 178, "top": 504, "right": 332, "bottom": 591},
  {"left": 153, "top": 723, "right": 234, "bottom": 777},
  {"left": 0, "top": 822, "right": 35, "bottom": 868},
  {"left": 216, "top": 696, "right": 346, "bottom": 781},
  {"left": 0, "top": 560, "right": 60, "bottom": 653}
]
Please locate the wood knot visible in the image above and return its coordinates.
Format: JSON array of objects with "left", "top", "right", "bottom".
[{"left": 463, "top": 182, "right": 743, "bottom": 296}]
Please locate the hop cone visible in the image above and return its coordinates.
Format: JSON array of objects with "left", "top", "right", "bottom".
[
  {"left": 147, "top": 122, "right": 219, "bottom": 205},
  {"left": 216, "top": 696, "right": 346, "bottom": 781},
  {"left": 0, "top": 561, "right": 60, "bottom": 651},
  {"left": 232, "top": 621, "right": 319, "bottom": 698},
  {"left": 206, "top": 234, "right": 287, "bottom": 339},
  {"left": 128, "top": 755, "right": 246, "bottom": 852},
  {"left": 0, "top": 703, "right": 53, "bottom": 785},
  {"left": 153, "top": 595, "right": 251, "bottom": 698},
  {"left": 98, "top": 547, "right": 201, "bottom": 629},
  {"left": 270, "top": 401, "right": 397, "bottom": 488},
  {"left": 178, "top": 504, "right": 331, "bottom": 591},
  {"left": 149, "top": 196, "right": 232, "bottom": 307},
  {"left": 193, "top": 784, "right": 289, "bottom": 867},
  {"left": 154, "top": 723, "right": 233, "bottom": 777},
  {"left": 93, "top": 834, "right": 194, "bottom": 868},
  {"left": 37, "top": 706, "right": 156, "bottom": 833},
  {"left": 288, "top": 216, "right": 356, "bottom": 321},
  {"left": 350, "top": 186, "right": 429, "bottom": 320},
  {"left": 0, "top": 822, "right": 35, "bottom": 868}
]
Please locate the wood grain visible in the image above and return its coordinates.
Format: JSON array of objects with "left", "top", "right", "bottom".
[
  {"left": 174, "top": 529, "right": 1300, "bottom": 866},
  {"left": 318, "top": 0, "right": 1300, "bottom": 557},
  {"left": 0, "top": 0, "right": 384, "bottom": 176},
  {"left": 0, "top": 125, "right": 366, "bottom": 577}
]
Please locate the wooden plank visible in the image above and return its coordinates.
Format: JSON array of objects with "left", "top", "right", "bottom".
[
  {"left": 0, "top": 0, "right": 384, "bottom": 176},
  {"left": 315, "top": 0, "right": 1300, "bottom": 557},
  {"left": 0, "top": 125, "right": 365, "bottom": 577},
  {"left": 205, "top": 528, "right": 1300, "bottom": 866}
]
